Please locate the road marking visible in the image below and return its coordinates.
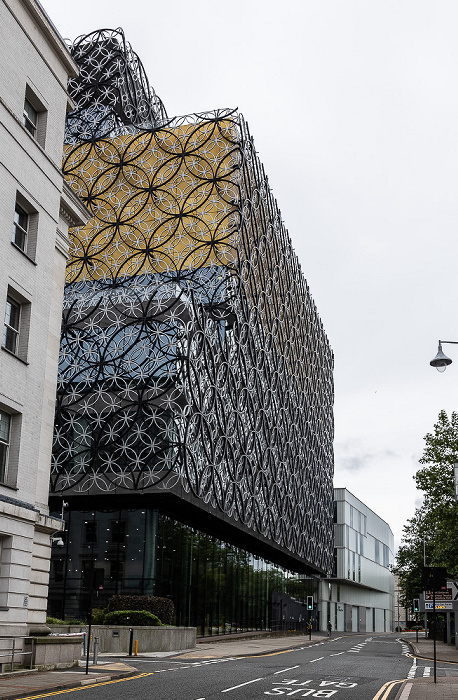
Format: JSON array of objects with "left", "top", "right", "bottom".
[
  {"left": 398, "top": 682, "right": 413, "bottom": 700},
  {"left": 309, "top": 657, "right": 324, "bottom": 663},
  {"left": 10, "top": 672, "right": 156, "bottom": 699},
  {"left": 371, "top": 679, "right": 406, "bottom": 700},
  {"left": 407, "top": 657, "right": 417, "bottom": 679},
  {"left": 221, "top": 677, "right": 264, "bottom": 692},
  {"left": 274, "top": 665, "right": 300, "bottom": 674},
  {"left": 424, "top": 666, "right": 431, "bottom": 677},
  {"left": 329, "top": 652, "right": 345, "bottom": 656}
]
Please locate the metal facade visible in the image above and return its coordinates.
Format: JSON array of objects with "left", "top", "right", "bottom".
[{"left": 51, "top": 29, "right": 334, "bottom": 575}]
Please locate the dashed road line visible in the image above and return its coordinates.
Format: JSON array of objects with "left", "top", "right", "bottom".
[{"left": 221, "top": 677, "right": 264, "bottom": 693}]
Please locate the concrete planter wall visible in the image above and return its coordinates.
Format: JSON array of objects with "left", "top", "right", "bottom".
[
  {"left": 48, "top": 626, "right": 196, "bottom": 653},
  {"left": 25, "top": 636, "right": 84, "bottom": 671}
]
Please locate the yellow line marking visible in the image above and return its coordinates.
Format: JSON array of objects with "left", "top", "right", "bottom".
[
  {"left": 13, "top": 672, "right": 154, "bottom": 700},
  {"left": 409, "top": 653, "right": 458, "bottom": 666},
  {"left": 371, "top": 679, "right": 405, "bottom": 700}
]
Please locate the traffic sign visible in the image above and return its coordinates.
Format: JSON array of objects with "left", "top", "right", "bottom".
[
  {"left": 425, "top": 602, "right": 453, "bottom": 610},
  {"left": 424, "top": 588, "right": 452, "bottom": 601}
]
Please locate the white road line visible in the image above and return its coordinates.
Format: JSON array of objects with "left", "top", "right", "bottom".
[
  {"left": 274, "top": 665, "right": 300, "bottom": 674},
  {"left": 221, "top": 678, "right": 264, "bottom": 692},
  {"left": 407, "top": 657, "right": 417, "bottom": 679},
  {"left": 309, "top": 657, "right": 325, "bottom": 663},
  {"left": 330, "top": 652, "right": 345, "bottom": 656},
  {"left": 398, "top": 682, "right": 413, "bottom": 700},
  {"left": 424, "top": 667, "right": 431, "bottom": 677}
]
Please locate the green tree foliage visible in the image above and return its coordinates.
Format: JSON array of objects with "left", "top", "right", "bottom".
[{"left": 394, "top": 410, "right": 458, "bottom": 605}]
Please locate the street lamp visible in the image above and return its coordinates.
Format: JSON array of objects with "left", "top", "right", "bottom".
[{"left": 430, "top": 340, "right": 458, "bottom": 372}]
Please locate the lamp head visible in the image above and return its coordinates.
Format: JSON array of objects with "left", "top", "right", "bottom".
[{"left": 430, "top": 342, "right": 452, "bottom": 372}]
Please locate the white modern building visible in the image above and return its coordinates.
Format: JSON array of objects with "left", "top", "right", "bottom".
[
  {"left": 319, "top": 488, "right": 394, "bottom": 633},
  {"left": 0, "top": 0, "right": 87, "bottom": 636}
]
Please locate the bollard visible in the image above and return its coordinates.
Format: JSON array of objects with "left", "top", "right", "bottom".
[
  {"left": 128, "top": 628, "right": 134, "bottom": 656},
  {"left": 93, "top": 636, "right": 99, "bottom": 666},
  {"left": 134, "top": 640, "right": 138, "bottom": 656}
]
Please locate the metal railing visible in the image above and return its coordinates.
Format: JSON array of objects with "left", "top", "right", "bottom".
[{"left": 0, "top": 636, "right": 34, "bottom": 673}]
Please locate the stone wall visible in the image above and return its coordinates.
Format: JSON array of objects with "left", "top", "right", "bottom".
[{"left": 49, "top": 626, "right": 196, "bottom": 653}]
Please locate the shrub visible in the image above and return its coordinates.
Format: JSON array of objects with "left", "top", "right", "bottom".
[
  {"left": 106, "top": 595, "right": 175, "bottom": 625},
  {"left": 46, "top": 616, "right": 85, "bottom": 625},
  {"left": 103, "top": 610, "right": 162, "bottom": 626},
  {"left": 91, "top": 608, "right": 106, "bottom": 624},
  {"left": 46, "top": 616, "right": 65, "bottom": 625}
]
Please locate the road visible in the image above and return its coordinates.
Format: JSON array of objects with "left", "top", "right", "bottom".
[{"left": 49, "top": 633, "right": 424, "bottom": 700}]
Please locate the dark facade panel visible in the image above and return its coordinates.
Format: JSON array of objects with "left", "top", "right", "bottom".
[{"left": 51, "top": 28, "right": 334, "bottom": 577}]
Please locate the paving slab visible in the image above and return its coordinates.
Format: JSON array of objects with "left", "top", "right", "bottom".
[{"left": 0, "top": 662, "right": 138, "bottom": 700}]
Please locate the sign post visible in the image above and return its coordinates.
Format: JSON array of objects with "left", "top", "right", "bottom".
[{"left": 422, "top": 566, "right": 447, "bottom": 684}]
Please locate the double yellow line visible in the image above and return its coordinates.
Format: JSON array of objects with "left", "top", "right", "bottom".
[
  {"left": 372, "top": 678, "right": 406, "bottom": 700},
  {"left": 14, "top": 671, "right": 154, "bottom": 700}
]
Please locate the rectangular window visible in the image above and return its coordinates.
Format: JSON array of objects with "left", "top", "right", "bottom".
[
  {"left": 383, "top": 544, "right": 390, "bottom": 568},
  {"left": 3, "top": 297, "right": 20, "bottom": 354},
  {"left": 23, "top": 98, "right": 37, "bottom": 137},
  {"left": 13, "top": 203, "right": 28, "bottom": 251},
  {"left": 110, "top": 520, "right": 126, "bottom": 544},
  {"left": 84, "top": 521, "right": 97, "bottom": 544},
  {"left": 23, "top": 87, "right": 47, "bottom": 148},
  {"left": 0, "top": 410, "right": 11, "bottom": 481},
  {"left": 374, "top": 539, "right": 380, "bottom": 564},
  {"left": 12, "top": 195, "right": 38, "bottom": 259},
  {"left": 110, "top": 560, "right": 124, "bottom": 581}
]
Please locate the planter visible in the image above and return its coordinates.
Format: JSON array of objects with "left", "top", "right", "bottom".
[
  {"left": 25, "top": 635, "right": 84, "bottom": 671},
  {"left": 48, "top": 626, "right": 196, "bottom": 653}
]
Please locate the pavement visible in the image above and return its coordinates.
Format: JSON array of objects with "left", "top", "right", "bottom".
[
  {"left": 0, "top": 631, "right": 456, "bottom": 699},
  {"left": 397, "top": 635, "right": 458, "bottom": 700}
]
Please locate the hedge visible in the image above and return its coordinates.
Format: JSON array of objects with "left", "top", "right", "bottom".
[
  {"left": 106, "top": 595, "right": 175, "bottom": 625},
  {"left": 103, "top": 610, "right": 162, "bottom": 626}
]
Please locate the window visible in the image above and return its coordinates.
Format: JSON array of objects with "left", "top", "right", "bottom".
[
  {"left": 23, "top": 98, "right": 37, "bottom": 137},
  {"left": 2, "top": 289, "right": 31, "bottom": 362},
  {"left": 110, "top": 520, "right": 126, "bottom": 544},
  {"left": 374, "top": 539, "right": 380, "bottom": 564},
  {"left": 83, "top": 521, "right": 97, "bottom": 544},
  {"left": 0, "top": 410, "right": 11, "bottom": 481},
  {"left": 13, "top": 203, "right": 28, "bottom": 252},
  {"left": 22, "top": 87, "right": 47, "bottom": 148},
  {"left": 3, "top": 297, "right": 20, "bottom": 354},
  {"left": 12, "top": 195, "right": 38, "bottom": 260}
]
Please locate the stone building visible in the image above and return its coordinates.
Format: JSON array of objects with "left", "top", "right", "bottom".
[{"left": 0, "top": 0, "right": 87, "bottom": 635}]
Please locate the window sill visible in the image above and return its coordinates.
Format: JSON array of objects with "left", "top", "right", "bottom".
[
  {"left": 11, "top": 242, "right": 37, "bottom": 265},
  {"left": 1, "top": 346, "right": 29, "bottom": 365},
  {"left": 0, "top": 483, "right": 18, "bottom": 492}
]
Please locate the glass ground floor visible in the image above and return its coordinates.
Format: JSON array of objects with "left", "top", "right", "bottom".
[{"left": 48, "top": 507, "right": 320, "bottom": 636}]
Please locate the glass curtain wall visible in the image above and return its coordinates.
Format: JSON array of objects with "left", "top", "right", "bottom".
[{"left": 49, "top": 508, "right": 318, "bottom": 636}]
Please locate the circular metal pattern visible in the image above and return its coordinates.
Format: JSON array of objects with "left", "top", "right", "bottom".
[{"left": 51, "top": 30, "right": 335, "bottom": 574}]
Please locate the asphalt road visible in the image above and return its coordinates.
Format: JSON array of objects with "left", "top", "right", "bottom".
[{"left": 66, "top": 633, "right": 417, "bottom": 700}]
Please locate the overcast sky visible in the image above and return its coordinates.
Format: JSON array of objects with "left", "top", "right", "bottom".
[{"left": 41, "top": 0, "right": 458, "bottom": 551}]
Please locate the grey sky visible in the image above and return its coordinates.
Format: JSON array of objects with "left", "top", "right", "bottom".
[{"left": 41, "top": 0, "right": 458, "bottom": 550}]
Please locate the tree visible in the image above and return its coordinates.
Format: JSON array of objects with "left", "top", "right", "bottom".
[{"left": 393, "top": 410, "right": 458, "bottom": 606}]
